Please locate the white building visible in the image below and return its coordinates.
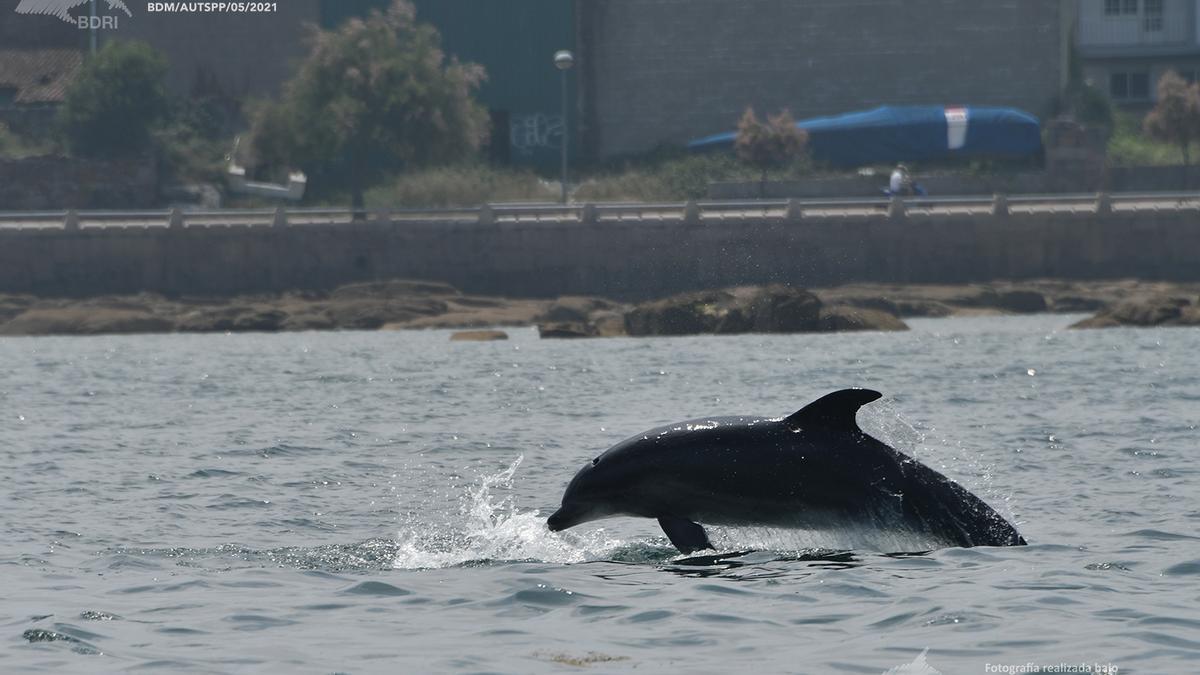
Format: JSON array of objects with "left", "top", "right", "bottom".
[{"left": 1077, "top": 0, "right": 1200, "bottom": 104}]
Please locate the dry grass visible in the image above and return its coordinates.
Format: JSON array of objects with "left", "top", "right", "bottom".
[
  {"left": 575, "top": 152, "right": 813, "bottom": 202},
  {"left": 325, "top": 151, "right": 816, "bottom": 207},
  {"left": 365, "top": 163, "right": 556, "bottom": 207}
]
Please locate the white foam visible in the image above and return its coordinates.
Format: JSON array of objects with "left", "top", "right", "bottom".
[{"left": 392, "top": 456, "right": 625, "bottom": 569}]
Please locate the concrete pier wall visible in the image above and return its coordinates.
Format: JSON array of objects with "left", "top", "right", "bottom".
[{"left": 1, "top": 210, "right": 1198, "bottom": 300}]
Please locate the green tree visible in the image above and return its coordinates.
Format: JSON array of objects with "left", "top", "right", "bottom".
[
  {"left": 253, "top": 0, "right": 489, "bottom": 212},
  {"left": 735, "top": 107, "right": 809, "bottom": 198},
  {"left": 1144, "top": 70, "right": 1200, "bottom": 166},
  {"left": 58, "top": 40, "right": 169, "bottom": 158},
  {"left": 1056, "top": 28, "right": 1113, "bottom": 130}
]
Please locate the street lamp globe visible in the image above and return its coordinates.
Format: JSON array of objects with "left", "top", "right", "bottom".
[{"left": 554, "top": 50, "right": 575, "bottom": 70}]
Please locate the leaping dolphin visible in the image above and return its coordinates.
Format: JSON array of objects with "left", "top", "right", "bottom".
[{"left": 547, "top": 389, "right": 1025, "bottom": 554}]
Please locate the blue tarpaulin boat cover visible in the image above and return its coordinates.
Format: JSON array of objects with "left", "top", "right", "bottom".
[{"left": 687, "top": 105, "right": 1042, "bottom": 167}]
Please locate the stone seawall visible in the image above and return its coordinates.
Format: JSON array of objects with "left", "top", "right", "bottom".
[{"left": 1, "top": 210, "right": 1198, "bottom": 300}]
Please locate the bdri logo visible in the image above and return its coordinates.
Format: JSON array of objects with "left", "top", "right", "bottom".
[{"left": 14, "top": 0, "right": 131, "bottom": 29}]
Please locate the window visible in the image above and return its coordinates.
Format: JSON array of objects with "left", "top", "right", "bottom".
[
  {"left": 1105, "top": 0, "right": 1139, "bottom": 15},
  {"left": 1144, "top": 0, "right": 1163, "bottom": 31},
  {"left": 1129, "top": 72, "right": 1150, "bottom": 99},
  {"left": 1110, "top": 72, "right": 1128, "bottom": 99},
  {"left": 1110, "top": 72, "right": 1151, "bottom": 100}
]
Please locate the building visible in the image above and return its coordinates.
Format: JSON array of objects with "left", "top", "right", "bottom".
[
  {"left": 0, "top": 0, "right": 319, "bottom": 137},
  {"left": 1, "top": 0, "right": 1069, "bottom": 164},
  {"left": 1076, "top": 0, "right": 1200, "bottom": 106},
  {"left": 0, "top": 48, "right": 82, "bottom": 134},
  {"left": 578, "top": 0, "right": 1071, "bottom": 158},
  {"left": 0, "top": 1, "right": 84, "bottom": 134}
]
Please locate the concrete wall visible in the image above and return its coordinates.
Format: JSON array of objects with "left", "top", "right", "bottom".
[
  {"left": 2, "top": 209, "right": 1199, "bottom": 300},
  {"left": 580, "top": 0, "right": 1067, "bottom": 158}
]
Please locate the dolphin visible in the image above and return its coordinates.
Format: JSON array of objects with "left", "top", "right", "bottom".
[{"left": 547, "top": 389, "right": 1025, "bottom": 554}]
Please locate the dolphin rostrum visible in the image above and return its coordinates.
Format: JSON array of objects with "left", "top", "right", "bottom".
[{"left": 547, "top": 389, "right": 1026, "bottom": 554}]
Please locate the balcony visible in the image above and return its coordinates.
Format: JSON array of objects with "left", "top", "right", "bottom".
[{"left": 1078, "top": 12, "right": 1200, "bottom": 58}]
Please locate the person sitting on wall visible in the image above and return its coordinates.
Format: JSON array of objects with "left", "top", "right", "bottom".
[
  {"left": 886, "top": 163, "right": 926, "bottom": 197},
  {"left": 889, "top": 163, "right": 912, "bottom": 195}
]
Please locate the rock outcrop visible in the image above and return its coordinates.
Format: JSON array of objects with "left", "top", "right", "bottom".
[
  {"left": 5, "top": 278, "right": 1199, "bottom": 337},
  {"left": 534, "top": 296, "right": 631, "bottom": 338},
  {"left": 0, "top": 307, "right": 174, "bottom": 336},
  {"left": 813, "top": 279, "right": 1200, "bottom": 317},
  {"left": 537, "top": 322, "right": 594, "bottom": 339},
  {"left": 450, "top": 330, "right": 509, "bottom": 341},
  {"left": 818, "top": 305, "right": 909, "bottom": 332},
  {"left": 1071, "top": 296, "right": 1200, "bottom": 329},
  {"left": 624, "top": 285, "right": 906, "bottom": 336}
]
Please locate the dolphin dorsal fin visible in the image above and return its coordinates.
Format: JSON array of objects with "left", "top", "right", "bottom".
[{"left": 784, "top": 388, "right": 882, "bottom": 432}]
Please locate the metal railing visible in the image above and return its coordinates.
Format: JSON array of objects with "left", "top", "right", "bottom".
[
  {"left": 1077, "top": 16, "right": 1194, "bottom": 49},
  {"left": 1, "top": 192, "right": 1199, "bottom": 231}
]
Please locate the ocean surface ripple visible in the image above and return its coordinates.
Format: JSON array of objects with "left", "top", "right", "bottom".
[{"left": 2, "top": 315, "right": 1197, "bottom": 673}]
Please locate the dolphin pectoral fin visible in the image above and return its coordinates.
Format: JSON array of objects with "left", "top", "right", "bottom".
[
  {"left": 784, "top": 388, "right": 883, "bottom": 432},
  {"left": 657, "top": 516, "right": 714, "bottom": 554}
]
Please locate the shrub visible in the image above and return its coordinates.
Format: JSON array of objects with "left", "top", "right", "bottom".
[
  {"left": 1144, "top": 70, "right": 1200, "bottom": 165},
  {"left": 735, "top": 108, "right": 809, "bottom": 197},
  {"left": 249, "top": 0, "right": 489, "bottom": 211},
  {"left": 1107, "top": 112, "right": 1181, "bottom": 166},
  {"left": 58, "top": 40, "right": 169, "bottom": 158}
]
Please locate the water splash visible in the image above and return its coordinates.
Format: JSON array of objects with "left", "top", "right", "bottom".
[
  {"left": 393, "top": 456, "right": 624, "bottom": 569},
  {"left": 862, "top": 397, "right": 1021, "bottom": 528},
  {"left": 710, "top": 519, "right": 950, "bottom": 555}
]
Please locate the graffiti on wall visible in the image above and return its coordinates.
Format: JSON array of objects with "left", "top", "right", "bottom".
[{"left": 510, "top": 112, "right": 564, "bottom": 157}]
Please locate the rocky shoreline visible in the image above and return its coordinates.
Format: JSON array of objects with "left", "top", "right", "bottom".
[{"left": 0, "top": 278, "right": 1196, "bottom": 338}]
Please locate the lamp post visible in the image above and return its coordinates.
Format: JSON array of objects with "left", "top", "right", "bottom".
[
  {"left": 90, "top": 0, "right": 97, "bottom": 54},
  {"left": 554, "top": 49, "right": 575, "bottom": 204}
]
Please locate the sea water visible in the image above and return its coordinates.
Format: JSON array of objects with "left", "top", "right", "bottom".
[{"left": 2, "top": 315, "right": 1197, "bottom": 673}]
